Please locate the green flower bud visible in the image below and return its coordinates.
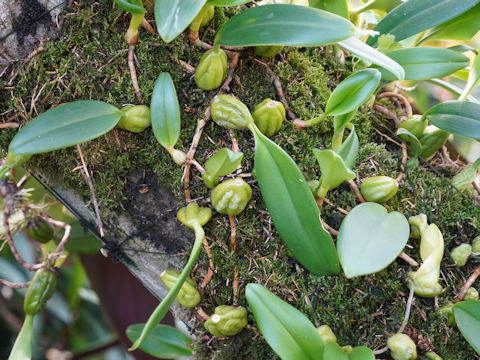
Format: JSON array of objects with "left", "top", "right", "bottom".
[
  {"left": 211, "top": 95, "right": 253, "bottom": 130},
  {"left": 252, "top": 98, "right": 285, "bottom": 137},
  {"left": 195, "top": 48, "right": 228, "bottom": 91},
  {"left": 24, "top": 269, "right": 57, "bottom": 316},
  {"left": 387, "top": 333, "right": 418, "bottom": 360},
  {"left": 398, "top": 115, "right": 427, "bottom": 139},
  {"left": 160, "top": 270, "right": 201, "bottom": 308},
  {"left": 425, "top": 351, "right": 443, "bottom": 360},
  {"left": 439, "top": 303, "right": 455, "bottom": 326},
  {"left": 360, "top": 176, "right": 399, "bottom": 203},
  {"left": 316, "top": 325, "right": 337, "bottom": 344},
  {"left": 450, "top": 243, "right": 472, "bottom": 267},
  {"left": 254, "top": 45, "right": 284, "bottom": 58},
  {"left": 177, "top": 202, "right": 212, "bottom": 230},
  {"left": 118, "top": 105, "right": 151, "bottom": 133},
  {"left": 472, "top": 236, "right": 480, "bottom": 253},
  {"left": 25, "top": 219, "right": 54, "bottom": 244},
  {"left": 204, "top": 305, "right": 247, "bottom": 337},
  {"left": 408, "top": 214, "right": 428, "bottom": 239},
  {"left": 211, "top": 178, "right": 252, "bottom": 216},
  {"left": 419, "top": 127, "right": 449, "bottom": 160},
  {"left": 464, "top": 287, "right": 479, "bottom": 301}
]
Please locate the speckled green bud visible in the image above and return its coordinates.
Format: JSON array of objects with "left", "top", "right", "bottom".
[
  {"left": 211, "top": 178, "right": 252, "bottom": 216},
  {"left": 254, "top": 45, "right": 284, "bottom": 58},
  {"left": 451, "top": 243, "right": 472, "bottom": 267},
  {"left": 419, "top": 127, "right": 449, "bottom": 160},
  {"left": 387, "top": 333, "right": 417, "bottom": 360},
  {"left": 211, "top": 95, "right": 253, "bottom": 130},
  {"left": 118, "top": 105, "right": 151, "bottom": 133},
  {"left": 316, "top": 325, "right": 337, "bottom": 344},
  {"left": 160, "top": 270, "right": 201, "bottom": 308},
  {"left": 464, "top": 287, "right": 479, "bottom": 301},
  {"left": 473, "top": 236, "right": 480, "bottom": 253},
  {"left": 398, "top": 115, "right": 427, "bottom": 139},
  {"left": 408, "top": 214, "right": 428, "bottom": 239},
  {"left": 24, "top": 269, "right": 57, "bottom": 315},
  {"left": 360, "top": 176, "right": 399, "bottom": 203},
  {"left": 252, "top": 98, "right": 285, "bottom": 137},
  {"left": 195, "top": 48, "right": 228, "bottom": 91},
  {"left": 25, "top": 219, "right": 54, "bottom": 244},
  {"left": 177, "top": 202, "right": 212, "bottom": 230},
  {"left": 439, "top": 303, "right": 455, "bottom": 326},
  {"left": 204, "top": 305, "right": 247, "bottom": 337}
]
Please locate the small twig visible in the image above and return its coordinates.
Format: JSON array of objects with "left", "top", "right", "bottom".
[
  {"left": 321, "top": 219, "right": 339, "bottom": 237},
  {"left": 228, "top": 215, "right": 239, "bottom": 305},
  {"left": 373, "top": 104, "right": 400, "bottom": 127},
  {"left": 200, "top": 236, "right": 215, "bottom": 291},
  {"left": 348, "top": 180, "right": 365, "bottom": 203},
  {"left": 189, "top": 159, "right": 206, "bottom": 174},
  {"left": 77, "top": 145, "right": 104, "bottom": 237},
  {"left": 377, "top": 92, "right": 413, "bottom": 118},
  {"left": 196, "top": 306, "right": 210, "bottom": 321},
  {"left": 398, "top": 252, "right": 419, "bottom": 267},
  {"left": 396, "top": 141, "right": 408, "bottom": 183},
  {"left": 127, "top": 45, "right": 144, "bottom": 104},
  {"left": 323, "top": 198, "right": 349, "bottom": 215},
  {"left": 398, "top": 284, "right": 415, "bottom": 333},
  {"left": 24, "top": 45, "right": 45, "bottom": 63},
  {"left": 0, "top": 279, "right": 30, "bottom": 289},
  {"left": 0, "top": 123, "right": 19, "bottom": 129},
  {"left": 140, "top": 18, "right": 154, "bottom": 34},
  {"left": 455, "top": 266, "right": 480, "bottom": 302}
]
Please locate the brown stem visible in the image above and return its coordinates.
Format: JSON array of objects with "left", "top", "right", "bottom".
[
  {"left": 377, "top": 92, "right": 413, "bottom": 118},
  {"left": 0, "top": 123, "right": 19, "bottom": 129},
  {"left": 200, "top": 236, "right": 215, "bottom": 292},
  {"left": 373, "top": 104, "right": 400, "bottom": 127},
  {"left": 229, "top": 214, "right": 239, "bottom": 305},
  {"left": 199, "top": 41, "right": 246, "bottom": 56},
  {"left": 321, "top": 219, "right": 339, "bottom": 237},
  {"left": 455, "top": 266, "right": 480, "bottom": 302},
  {"left": 348, "top": 180, "right": 365, "bottom": 203},
  {"left": 128, "top": 45, "right": 144, "bottom": 104},
  {"left": 398, "top": 252, "right": 419, "bottom": 267},
  {"left": 41, "top": 216, "right": 72, "bottom": 265},
  {"left": 0, "top": 279, "right": 30, "bottom": 288},
  {"left": 140, "top": 18, "right": 154, "bottom": 34},
  {"left": 323, "top": 198, "right": 349, "bottom": 215},
  {"left": 219, "top": 53, "right": 239, "bottom": 95},
  {"left": 196, "top": 306, "right": 210, "bottom": 321},
  {"left": 396, "top": 141, "right": 408, "bottom": 183}
]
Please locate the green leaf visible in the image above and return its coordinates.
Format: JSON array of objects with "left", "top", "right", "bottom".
[
  {"left": 333, "top": 110, "right": 356, "bottom": 133},
  {"left": 420, "top": 3, "right": 480, "bottom": 43},
  {"left": 114, "top": 0, "right": 146, "bottom": 14},
  {"left": 423, "top": 101, "right": 480, "bottom": 140},
  {"left": 397, "top": 128, "right": 422, "bottom": 158},
  {"left": 374, "top": 47, "right": 469, "bottom": 81},
  {"left": 337, "top": 202, "right": 409, "bottom": 278},
  {"left": 427, "top": 79, "right": 479, "bottom": 104},
  {"left": 338, "top": 37, "right": 405, "bottom": 81},
  {"left": 204, "top": 148, "right": 243, "bottom": 177},
  {"left": 8, "top": 315, "right": 34, "bottom": 360},
  {"left": 9, "top": 101, "right": 122, "bottom": 155},
  {"left": 127, "top": 324, "right": 193, "bottom": 358},
  {"left": 309, "top": 0, "right": 349, "bottom": 19},
  {"left": 461, "top": 46, "right": 480, "bottom": 100},
  {"left": 245, "top": 283, "right": 325, "bottom": 360},
  {"left": 454, "top": 300, "right": 480, "bottom": 355},
  {"left": 151, "top": 72, "right": 181, "bottom": 148},
  {"left": 251, "top": 125, "right": 340, "bottom": 276},
  {"left": 155, "top": 0, "right": 207, "bottom": 43},
  {"left": 366, "top": 0, "right": 480, "bottom": 45},
  {"left": 313, "top": 149, "right": 356, "bottom": 198},
  {"left": 323, "top": 342, "right": 348, "bottom": 360},
  {"left": 214, "top": 4, "right": 355, "bottom": 47},
  {"left": 348, "top": 346, "right": 375, "bottom": 360},
  {"left": 325, "top": 69, "right": 381, "bottom": 116},
  {"left": 207, "top": 0, "right": 250, "bottom": 5},
  {"left": 336, "top": 125, "right": 359, "bottom": 170}
]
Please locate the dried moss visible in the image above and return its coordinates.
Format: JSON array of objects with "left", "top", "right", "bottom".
[{"left": 1, "top": 1, "right": 480, "bottom": 359}]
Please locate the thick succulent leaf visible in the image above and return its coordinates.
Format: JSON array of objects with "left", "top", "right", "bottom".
[
  {"left": 349, "top": 346, "right": 375, "bottom": 360},
  {"left": 151, "top": 72, "right": 181, "bottom": 148},
  {"left": 215, "top": 4, "right": 355, "bottom": 47},
  {"left": 366, "top": 0, "right": 480, "bottom": 45},
  {"left": 338, "top": 37, "right": 404, "bottom": 81},
  {"left": 207, "top": 0, "right": 250, "bottom": 5},
  {"left": 155, "top": 0, "right": 207, "bottom": 43},
  {"left": 127, "top": 324, "right": 193, "bottom": 358},
  {"left": 397, "top": 128, "right": 422, "bottom": 158},
  {"left": 325, "top": 69, "right": 381, "bottom": 116},
  {"left": 204, "top": 148, "right": 243, "bottom": 177},
  {"left": 9, "top": 101, "right": 122, "bottom": 155},
  {"left": 246, "top": 284, "right": 324, "bottom": 360},
  {"left": 313, "top": 149, "right": 356, "bottom": 196},
  {"left": 337, "top": 202, "right": 409, "bottom": 278},
  {"left": 374, "top": 47, "right": 469, "bottom": 81},
  {"left": 8, "top": 315, "right": 34, "bottom": 360},
  {"left": 423, "top": 101, "right": 480, "bottom": 140},
  {"left": 252, "top": 126, "right": 340, "bottom": 276},
  {"left": 453, "top": 300, "right": 480, "bottom": 355},
  {"left": 336, "top": 125, "right": 359, "bottom": 169},
  {"left": 323, "top": 342, "right": 348, "bottom": 360},
  {"left": 114, "top": 0, "right": 146, "bottom": 13},
  {"left": 309, "top": 0, "right": 349, "bottom": 19}
]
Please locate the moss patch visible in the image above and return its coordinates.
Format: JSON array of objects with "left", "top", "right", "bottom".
[{"left": 1, "top": 1, "right": 480, "bottom": 359}]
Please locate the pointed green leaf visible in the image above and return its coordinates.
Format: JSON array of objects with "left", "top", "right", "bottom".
[
  {"left": 460, "top": 46, "right": 480, "bottom": 100},
  {"left": 333, "top": 110, "right": 356, "bottom": 133},
  {"left": 338, "top": 37, "right": 405, "bottom": 81},
  {"left": 214, "top": 4, "right": 355, "bottom": 47},
  {"left": 427, "top": 79, "right": 479, "bottom": 104},
  {"left": 337, "top": 202, "right": 409, "bottom": 278},
  {"left": 114, "top": 0, "right": 146, "bottom": 14},
  {"left": 366, "top": 0, "right": 480, "bottom": 45},
  {"left": 251, "top": 126, "right": 340, "bottom": 276},
  {"left": 155, "top": 0, "right": 207, "bottom": 43},
  {"left": 246, "top": 283, "right": 324, "bottom": 360},
  {"left": 336, "top": 125, "right": 359, "bottom": 170},
  {"left": 323, "top": 342, "right": 348, "bottom": 360},
  {"left": 9, "top": 101, "right": 122, "bottom": 155},
  {"left": 8, "top": 315, "right": 34, "bottom": 360},
  {"left": 349, "top": 346, "right": 375, "bottom": 360},
  {"left": 151, "top": 72, "right": 181, "bottom": 148},
  {"left": 127, "top": 324, "right": 193, "bottom": 358},
  {"left": 374, "top": 47, "right": 469, "bottom": 81},
  {"left": 313, "top": 149, "right": 356, "bottom": 197},
  {"left": 325, "top": 69, "right": 381, "bottom": 116},
  {"left": 204, "top": 148, "right": 243, "bottom": 177},
  {"left": 423, "top": 101, "right": 480, "bottom": 140},
  {"left": 207, "top": 0, "right": 249, "bottom": 5},
  {"left": 397, "top": 128, "right": 422, "bottom": 158},
  {"left": 453, "top": 300, "right": 480, "bottom": 355},
  {"left": 309, "top": 0, "right": 349, "bottom": 19}
]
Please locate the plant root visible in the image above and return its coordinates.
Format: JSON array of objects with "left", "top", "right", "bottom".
[
  {"left": 128, "top": 45, "right": 144, "bottom": 104},
  {"left": 455, "top": 266, "right": 480, "bottom": 302}
]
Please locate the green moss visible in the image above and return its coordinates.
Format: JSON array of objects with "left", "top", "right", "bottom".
[{"left": 1, "top": 2, "right": 480, "bottom": 359}]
